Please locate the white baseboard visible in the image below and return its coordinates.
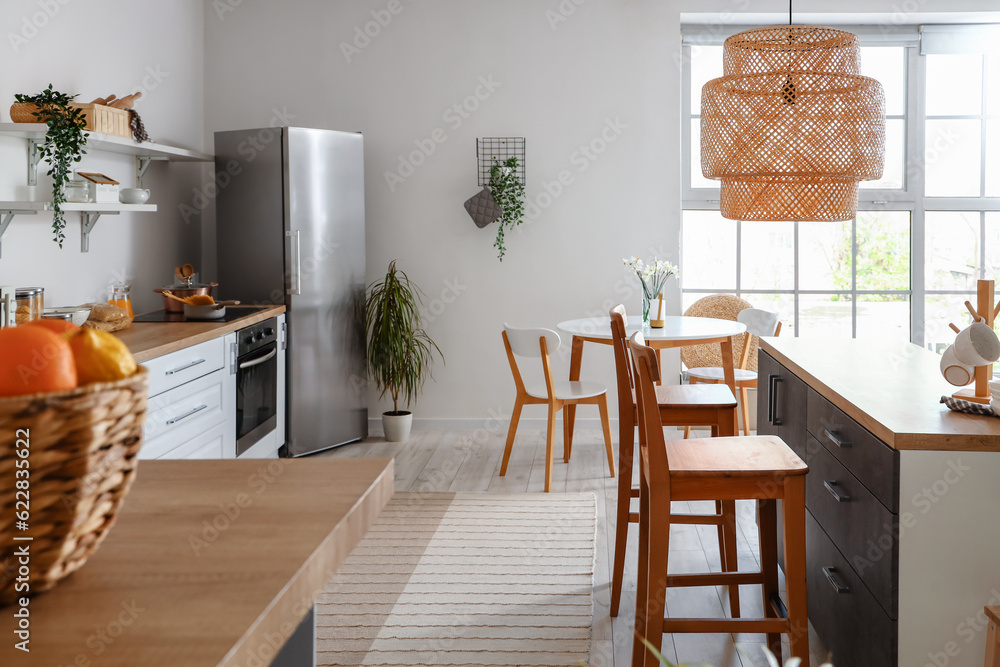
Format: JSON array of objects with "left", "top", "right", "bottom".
[{"left": 366, "top": 417, "right": 715, "bottom": 434}]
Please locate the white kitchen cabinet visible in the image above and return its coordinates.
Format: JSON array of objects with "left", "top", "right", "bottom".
[{"left": 139, "top": 332, "right": 237, "bottom": 461}]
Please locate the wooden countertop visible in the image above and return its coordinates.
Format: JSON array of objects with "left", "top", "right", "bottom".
[
  {"left": 115, "top": 305, "right": 286, "bottom": 363},
  {"left": 762, "top": 337, "right": 1000, "bottom": 451},
  {"left": 0, "top": 458, "right": 393, "bottom": 666}
]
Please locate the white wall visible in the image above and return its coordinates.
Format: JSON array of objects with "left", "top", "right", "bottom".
[
  {"left": 202, "top": 0, "right": 1000, "bottom": 426},
  {"left": 0, "top": 0, "right": 205, "bottom": 315}
]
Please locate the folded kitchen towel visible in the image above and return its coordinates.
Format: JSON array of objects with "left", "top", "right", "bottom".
[{"left": 463, "top": 186, "right": 503, "bottom": 228}]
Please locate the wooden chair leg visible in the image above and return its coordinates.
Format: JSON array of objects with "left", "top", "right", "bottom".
[
  {"left": 610, "top": 416, "right": 634, "bottom": 617},
  {"left": 544, "top": 403, "right": 558, "bottom": 493},
  {"left": 632, "top": 474, "right": 651, "bottom": 667},
  {"left": 739, "top": 387, "right": 751, "bottom": 436},
  {"left": 563, "top": 408, "right": 572, "bottom": 463},
  {"left": 597, "top": 396, "right": 615, "bottom": 478},
  {"left": 782, "top": 477, "right": 810, "bottom": 666},
  {"left": 715, "top": 499, "right": 726, "bottom": 582},
  {"left": 721, "top": 499, "right": 741, "bottom": 618},
  {"left": 683, "top": 425, "right": 691, "bottom": 439},
  {"left": 758, "top": 498, "right": 782, "bottom": 656},
  {"left": 499, "top": 397, "right": 523, "bottom": 476},
  {"left": 641, "top": 488, "right": 671, "bottom": 667}
]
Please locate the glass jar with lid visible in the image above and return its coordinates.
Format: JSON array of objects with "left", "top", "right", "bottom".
[{"left": 15, "top": 287, "right": 44, "bottom": 325}]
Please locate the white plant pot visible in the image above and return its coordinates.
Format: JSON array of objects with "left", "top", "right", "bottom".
[{"left": 382, "top": 411, "right": 413, "bottom": 442}]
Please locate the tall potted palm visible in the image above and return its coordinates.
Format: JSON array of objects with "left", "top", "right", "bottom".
[{"left": 365, "top": 260, "right": 443, "bottom": 442}]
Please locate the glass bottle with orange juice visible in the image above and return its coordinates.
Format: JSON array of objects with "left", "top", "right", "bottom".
[{"left": 108, "top": 283, "right": 134, "bottom": 319}]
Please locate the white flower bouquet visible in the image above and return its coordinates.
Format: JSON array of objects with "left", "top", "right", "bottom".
[{"left": 623, "top": 256, "right": 679, "bottom": 324}]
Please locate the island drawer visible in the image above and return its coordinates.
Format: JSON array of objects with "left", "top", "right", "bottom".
[
  {"left": 805, "top": 434, "right": 898, "bottom": 618},
  {"left": 806, "top": 512, "right": 897, "bottom": 667},
  {"left": 807, "top": 389, "right": 899, "bottom": 512},
  {"left": 143, "top": 337, "right": 226, "bottom": 398}
]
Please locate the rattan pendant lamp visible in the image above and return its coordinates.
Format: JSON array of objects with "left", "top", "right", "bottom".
[{"left": 700, "top": 2, "right": 886, "bottom": 222}]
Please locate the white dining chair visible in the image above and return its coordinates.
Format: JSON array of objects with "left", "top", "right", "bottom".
[
  {"left": 685, "top": 307, "right": 782, "bottom": 436},
  {"left": 499, "top": 323, "right": 615, "bottom": 492}
]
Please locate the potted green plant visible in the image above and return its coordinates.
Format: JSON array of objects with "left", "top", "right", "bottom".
[
  {"left": 365, "top": 260, "right": 443, "bottom": 442},
  {"left": 489, "top": 156, "right": 525, "bottom": 261},
  {"left": 13, "top": 85, "right": 88, "bottom": 248}
]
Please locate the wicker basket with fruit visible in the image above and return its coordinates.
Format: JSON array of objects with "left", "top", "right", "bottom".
[{"left": 0, "top": 320, "right": 148, "bottom": 605}]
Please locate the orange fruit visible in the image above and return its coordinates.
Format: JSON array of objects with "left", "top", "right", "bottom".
[
  {"left": 25, "top": 318, "right": 80, "bottom": 337},
  {"left": 0, "top": 326, "right": 78, "bottom": 397},
  {"left": 69, "top": 329, "right": 138, "bottom": 385}
]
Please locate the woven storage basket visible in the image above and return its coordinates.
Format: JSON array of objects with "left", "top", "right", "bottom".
[
  {"left": 0, "top": 367, "right": 148, "bottom": 605},
  {"left": 10, "top": 102, "right": 132, "bottom": 139},
  {"left": 681, "top": 294, "right": 757, "bottom": 373}
]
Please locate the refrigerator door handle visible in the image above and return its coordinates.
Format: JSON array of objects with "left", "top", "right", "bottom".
[{"left": 287, "top": 229, "right": 302, "bottom": 295}]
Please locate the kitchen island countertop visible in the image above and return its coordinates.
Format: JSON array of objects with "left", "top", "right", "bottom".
[
  {"left": 114, "top": 304, "right": 286, "bottom": 363},
  {"left": 762, "top": 337, "right": 1000, "bottom": 451}
]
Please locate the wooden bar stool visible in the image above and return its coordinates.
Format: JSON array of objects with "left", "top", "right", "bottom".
[
  {"left": 628, "top": 332, "right": 810, "bottom": 667},
  {"left": 608, "top": 306, "right": 742, "bottom": 618},
  {"left": 986, "top": 606, "right": 1000, "bottom": 666}
]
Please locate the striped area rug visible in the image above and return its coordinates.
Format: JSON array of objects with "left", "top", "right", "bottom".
[{"left": 317, "top": 492, "right": 597, "bottom": 667}]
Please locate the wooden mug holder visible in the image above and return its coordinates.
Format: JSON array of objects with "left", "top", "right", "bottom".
[{"left": 950, "top": 279, "right": 998, "bottom": 405}]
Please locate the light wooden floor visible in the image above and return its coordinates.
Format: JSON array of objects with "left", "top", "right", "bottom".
[{"left": 316, "top": 426, "right": 829, "bottom": 667}]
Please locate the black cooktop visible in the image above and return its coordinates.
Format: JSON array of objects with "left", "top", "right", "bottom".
[{"left": 133, "top": 307, "right": 270, "bottom": 324}]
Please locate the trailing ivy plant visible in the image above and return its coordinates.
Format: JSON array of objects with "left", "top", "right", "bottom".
[
  {"left": 489, "top": 156, "right": 525, "bottom": 261},
  {"left": 14, "top": 84, "right": 88, "bottom": 247}
]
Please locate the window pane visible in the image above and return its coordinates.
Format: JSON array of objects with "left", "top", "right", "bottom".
[
  {"left": 860, "top": 46, "right": 905, "bottom": 116},
  {"left": 855, "top": 212, "right": 910, "bottom": 291},
  {"left": 984, "top": 212, "right": 1000, "bottom": 282},
  {"left": 690, "top": 119, "right": 715, "bottom": 189},
  {"left": 856, "top": 295, "right": 909, "bottom": 341},
  {"left": 987, "top": 120, "right": 1000, "bottom": 197},
  {"left": 681, "top": 211, "right": 737, "bottom": 289},
  {"left": 861, "top": 119, "right": 904, "bottom": 190},
  {"left": 799, "top": 221, "right": 852, "bottom": 291},
  {"left": 926, "top": 54, "right": 983, "bottom": 116},
  {"left": 926, "top": 211, "right": 981, "bottom": 291},
  {"left": 690, "top": 45, "right": 723, "bottom": 115},
  {"left": 989, "top": 54, "right": 1000, "bottom": 116},
  {"left": 740, "top": 221, "right": 794, "bottom": 290},
  {"left": 744, "top": 293, "right": 795, "bottom": 337},
  {"left": 925, "top": 294, "right": 975, "bottom": 354},
  {"left": 925, "top": 119, "right": 982, "bottom": 197},
  {"left": 798, "top": 294, "right": 852, "bottom": 338}
]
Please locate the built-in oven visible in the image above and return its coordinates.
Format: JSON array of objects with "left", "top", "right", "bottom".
[{"left": 236, "top": 317, "right": 279, "bottom": 457}]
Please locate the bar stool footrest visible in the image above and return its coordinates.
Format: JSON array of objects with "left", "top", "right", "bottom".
[{"left": 662, "top": 617, "right": 789, "bottom": 634}]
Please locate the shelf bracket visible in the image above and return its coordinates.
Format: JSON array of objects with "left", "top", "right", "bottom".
[
  {"left": 27, "top": 140, "right": 41, "bottom": 186},
  {"left": 135, "top": 156, "right": 168, "bottom": 188},
  {"left": 0, "top": 209, "right": 38, "bottom": 258},
  {"left": 80, "top": 211, "right": 119, "bottom": 253}
]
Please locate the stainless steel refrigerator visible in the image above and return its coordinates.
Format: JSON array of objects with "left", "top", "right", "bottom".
[{"left": 215, "top": 127, "right": 367, "bottom": 456}]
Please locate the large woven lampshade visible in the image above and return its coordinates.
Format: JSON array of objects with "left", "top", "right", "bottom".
[{"left": 701, "top": 25, "right": 885, "bottom": 222}]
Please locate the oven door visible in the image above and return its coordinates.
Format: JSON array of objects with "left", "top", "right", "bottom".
[{"left": 236, "top": 342, "right": 278, "bottom": 457}]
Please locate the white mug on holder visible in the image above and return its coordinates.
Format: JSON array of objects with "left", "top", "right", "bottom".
[
  {"left": 953, "top": 318, "right": 1000, "bottom": 367},
  {"left": 941, "top": 345, "right": 975, "bottom": 387}
]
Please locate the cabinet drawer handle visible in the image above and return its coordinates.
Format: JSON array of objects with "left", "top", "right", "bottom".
[
  {"left": 824, "top": 428, "right": 851, "bottom": 448},
  {"left": 822, "top": 566, "right": 851, "bottom": 594},
  {"left": 768, "top": 375, "right": 783, "bottom": 426},
  {"left": 166, "top": 404, "right": 208, "bottom": 425},
  {"left": 823, "top": 480, "right": 851, "bottom": 502},
  {"left": 165, "top": 358, "right": 206, "bottom": 376}
]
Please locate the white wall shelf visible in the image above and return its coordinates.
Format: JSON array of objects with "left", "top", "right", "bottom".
[
  {"left": 0, "top": 122, "right": 213, "bottom": 187},
  {"left": 0, "top": 201, "right": 158, "bottom": 254}
]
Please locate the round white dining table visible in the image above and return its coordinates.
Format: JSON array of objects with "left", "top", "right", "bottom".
[{"left": 556, "top": 315, "right": 747, "bottom": 451}]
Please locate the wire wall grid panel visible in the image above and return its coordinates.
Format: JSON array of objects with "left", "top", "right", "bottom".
[{"left": 477, "top": 137, "right": 525, "bottom": 186}]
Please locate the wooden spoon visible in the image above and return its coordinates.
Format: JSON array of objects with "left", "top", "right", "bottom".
[
  {"left": 213, "top": 300, "right": 241, "bottom": 310},
  {"left": 179, "top": 264, "right": 195, "bottom": 279},
  {"left": 161, "top": 290, "right": 193, "bottom": 305}
]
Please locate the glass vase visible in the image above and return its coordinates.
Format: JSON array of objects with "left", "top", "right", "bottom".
[{"left": 641, "top": 289, "right": 653, "bottom": 327}]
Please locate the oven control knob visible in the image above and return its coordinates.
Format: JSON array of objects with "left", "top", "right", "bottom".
[
  {"left": 264, "top": 327, "right": 275, "bottom": 338},
  {"left": 245, "top": 335, "right": 256, "bottom": 345}
]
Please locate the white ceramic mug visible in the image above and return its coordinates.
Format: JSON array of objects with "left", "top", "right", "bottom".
[
  {"left": 953, "top": 318, "right": 1000, "bottom": 367},
  {"left": 941, "top": 345, "right": 975, "bottom": 386},
  {"left": 119, "top": 188, "right": 150, "bottom": 204}
]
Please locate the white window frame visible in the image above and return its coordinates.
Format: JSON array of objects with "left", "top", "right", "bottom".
[{"left": 680, "top": 24, "right": 1000, "bottom": 348}]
